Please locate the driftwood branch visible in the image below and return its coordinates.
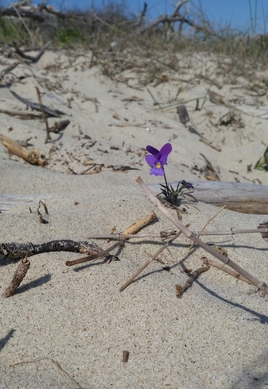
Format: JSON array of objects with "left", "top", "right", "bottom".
[
  {"left": 10, "top": 90, "right": 65, "bottom": 117},
  {"left": 13, "top": 41, "right": 51, "bottom": 63},
  {"left": 137, "top": 176, "right": 268, "bottom": 297},
  {"left": 0, "top": 240, "right": 100, "bottom": 261},
  {"left": 148, "top": 181, "right": 268, "bottom": 214},
  {"left": 0, "top": 134, "right": 46, "bottom": 166},
  {"left": 1, "top": 7, "right": 45, "bottom": 22},
  {"left": 0, "top": 61, "right": 20, "bottom": 81}
]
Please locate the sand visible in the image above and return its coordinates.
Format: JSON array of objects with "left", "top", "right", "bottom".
[{"left": 1, "top": 49, "right": 268, "bottom": 389}]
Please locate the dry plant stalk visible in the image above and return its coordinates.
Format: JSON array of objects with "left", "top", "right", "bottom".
[
  {"left": 136, "top": 176, "right": 268, "bottom": 297},
  {"left": 11, "top": 357, "right": 82, "bottom": 388},
  {"left": 0, "top": 134, "right": 46, "bottom": 166},
  {"left": 3, "top": 257, "right": 30, "bottom": 297}
]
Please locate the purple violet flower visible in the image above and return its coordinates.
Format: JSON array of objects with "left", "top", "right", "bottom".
[
  {"left": 145, "top": 143, "right": 172, "bottom": 176},
  {"left": 181, "top": 180, "right": 194, "bottom": 190}
]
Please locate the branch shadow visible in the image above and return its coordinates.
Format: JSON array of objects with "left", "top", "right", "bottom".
[
  {"left": 230, "top": 349, "right": 268, "bottom": 389},
  {"left": 0, "top": 329, "right": 15, "bottom": 352},
  {"left": 15, "top": 274, "right": 51, "bottom": 295},
  {"left": 195, "top": 280, "right": 268, "bottom": 324}
]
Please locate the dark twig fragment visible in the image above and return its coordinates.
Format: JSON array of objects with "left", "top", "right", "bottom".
[
  {"left": 3, "top": 257, "right": 30, "bottom": 297},
  {"left": 123, "top": 350, "right": 130, "bottom": 362}
]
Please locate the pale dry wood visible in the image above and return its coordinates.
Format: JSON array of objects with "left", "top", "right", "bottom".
[
  {"left": 122, "top": 212, "right": 157, "bottom": 236},
  {"left": 0, "top": 134, "right": 46, "bottom": 166},
  {"left": 149, "top": 180, "right": 268, "bottom": 214},
  {"left": 202, "top": 257, "right": 252, "bottom": 285}
]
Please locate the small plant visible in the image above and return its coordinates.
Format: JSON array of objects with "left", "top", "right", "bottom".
[
  {"left": 145, "top": 143, "right": 195, "bottom": 206},
  {"left": 254, "top": 146, "right": 268, "bottom": 171}
]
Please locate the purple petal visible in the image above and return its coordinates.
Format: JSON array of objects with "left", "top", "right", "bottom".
[
  {"left": 146, "top": 155, "right": 157, "bottom": 167},
  {"left": 159, "top": 143, "right": 172, "bottom": 165},
  {"left": 150, "top": 165, "right": 165, "bottom": 176},
  {"left": 146, "top": 145, "right": 160, "bottom": 156},
  {"left": 160, "top": 143, "right": 172, "bottom": 156}
]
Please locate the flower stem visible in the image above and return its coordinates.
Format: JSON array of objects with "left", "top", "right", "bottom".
[{"left": 163, "top": 171, "right": 169, "bottom": 188}]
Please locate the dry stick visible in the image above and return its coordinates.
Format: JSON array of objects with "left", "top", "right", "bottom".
[
  {"left": 188, "top": 204, "right": 226, "bottom": 250},
  {"left": 65, "top": 241, "right": 124, "bottom": 266},
  {"left": 87, "top": 227, "right": 268, "bottom": 240},
  {"left": 67, "top": 213, "right": 157, "bottom": 266},
  {"left": 176, "top": 265, "right": 210, "bottom": 298},
  {"left": 11, "top": 3, "right": 35, "bottom": 47},
  {"left": 3, "top": 257, "right": 30, "bottom": 298},
  {"left": 35, "top": 87, "right": 51, "bottom": 144},
  {"left": 120, "top": 226, "right": 189, "bottom": 292},
  {"left": 202, "top": 257, "right": 252, "bottom": 285},
  {"left": 122, "top": 212, "right": 157, "bottom": 236},
  {"left": 136, "top": 176, "right": 268, "bottom": 297}
]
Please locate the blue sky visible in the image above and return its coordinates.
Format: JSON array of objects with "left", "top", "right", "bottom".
[{"left": 3, "top": 0, "right": 268, "bottom": 34}]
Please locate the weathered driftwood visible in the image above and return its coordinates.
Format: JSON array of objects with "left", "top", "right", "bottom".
[
  {"left": 149, "top": 181, "right": 268, "bottom": 214},
  {"left": 10, "top": 90, "right": 65, "bottom": 117},
  {"left": 0, "top": 134, "right": 46, "bottom": 166},
  {"left": 13, "top": 41, "right": 51, "bottom": 63},
  {"left": 0, "top": 240, "right": 100, "bottom": 262}
]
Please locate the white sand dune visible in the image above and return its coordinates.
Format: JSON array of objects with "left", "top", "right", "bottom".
[{"left": 1, "top": 50, "right": 268, "bottom": 389}]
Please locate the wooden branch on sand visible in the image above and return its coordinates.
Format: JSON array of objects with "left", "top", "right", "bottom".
[
  {"left": 148, "top": 181, "right": 268, "bottom": 214},
  {"left": 137, "top": 176, "right": 268, "bottom": 297},
  {"left": 0, "top": 240, "right": 101, "bottom": 262},
  {"left": 13, "top": 41, "right": 51, "bottom": 63},
  {"left": 0, "top": 134, "right": 46, "bottom": 166}
]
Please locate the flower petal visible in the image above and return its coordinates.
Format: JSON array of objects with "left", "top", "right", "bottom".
[
  {"left": 159, "top": 143, "right": 172, "bottom": 165},
  {"left": 145, "top": 155, "right": 157, "bottom": 167},
  {"left": 150, "top": 165, "right": 165, "bottom": 176},
  {"left": 146, "top": 145, "right": 160, "bottom": 156}
]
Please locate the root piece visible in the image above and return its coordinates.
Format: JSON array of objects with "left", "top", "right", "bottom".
[{"left": 3, "top": 257, "right": 30, "bottom": 297}]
